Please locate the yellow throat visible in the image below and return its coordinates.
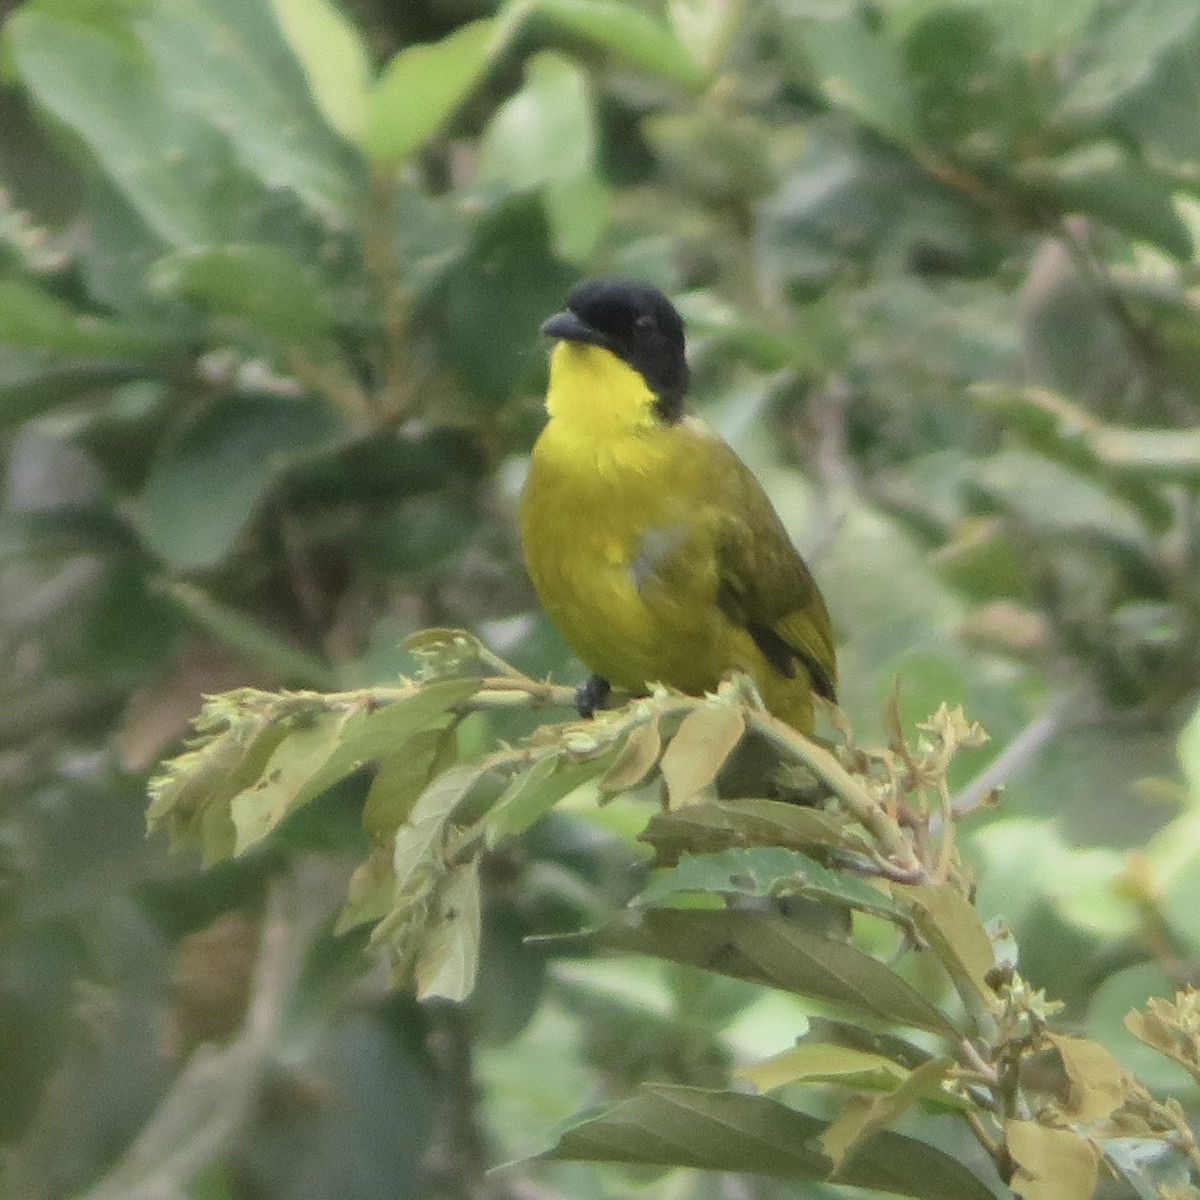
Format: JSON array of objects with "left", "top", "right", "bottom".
[{"left": 545, "top": 341, "right": 661, "bottom": 437}]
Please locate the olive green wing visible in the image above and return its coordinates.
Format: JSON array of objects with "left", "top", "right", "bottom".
[{"left": 708, "top": 442, "right": 838, "bottom": 701}]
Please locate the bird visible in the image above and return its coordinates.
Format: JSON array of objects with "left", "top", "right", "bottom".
[{"left": 520, "top": 276, "right": 837, "bottom": 733}]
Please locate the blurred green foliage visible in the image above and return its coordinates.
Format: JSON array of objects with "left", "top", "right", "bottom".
[{"left": 2, "top": 0, "right": 1200, "bottom": 1196}]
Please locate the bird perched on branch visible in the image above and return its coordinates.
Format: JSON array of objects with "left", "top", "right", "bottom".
[{"left": 520, "top": 277, "right": 837, "bottom": 733}]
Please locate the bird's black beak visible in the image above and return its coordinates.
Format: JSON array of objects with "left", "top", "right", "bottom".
[{"left": 540, "top": 309, "right": 610, "bottom": 348}]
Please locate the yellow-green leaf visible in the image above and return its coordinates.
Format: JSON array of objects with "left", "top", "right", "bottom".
[
  {"left": 600, "top": 716, "right": 663, "bottom": 793},
  {"left": 660, "top": 703, "right": 745, "bottom": 808},
  {"left": 393, "top": 763, "right": 486, "bottom": 896},
  {"left": 1005, "top": 1121, "right": 1098, "bottom": 1200},
  {"left": 896, "top": 882, "right": 996, "bottom": 1010},
  {"left": 294, "top": 677, "right": 477, "bottom": 806},
  {"left": 820, "top": 1058, "right": 954, "bottom": 1170},
  {"left": 229, "top": 709, "right": 351, "bottom": 854},
  {"left": 1046, "top": 1033, "right": 1128, "bottom": 1121},
  {"left": 736, "top": 1042, "right": 908, "bottom": 1094},
  {"left": 486, "top": 748, "right": 617, "bottom": 844}
]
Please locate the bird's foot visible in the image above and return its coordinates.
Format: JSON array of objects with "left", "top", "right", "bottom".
[{"left": 575, "top": 675, "right": 611, "bottom": 719}]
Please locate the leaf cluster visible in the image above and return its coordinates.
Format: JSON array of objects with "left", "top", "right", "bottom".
[{"left": 146, "top": 630, "right": 1200, "bottom": 1199}]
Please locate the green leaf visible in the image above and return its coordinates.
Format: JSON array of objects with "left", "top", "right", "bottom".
[
  {"left": 416, "top": 195, "right": 577, "bottom": 405},
  {"left": 350, "top": 492, "right": 479, "bottom": 581},
  {"left": 364, "top": 19, "right": 498, "bottom": 164},
  {"left": 135, "top": 393, "right": 344, "bottom": 571},
  {"left": 0, "top": 278, "right": 172, "bottom": 357},
  {"left": 149, "top": 244, "right": 332, "bottom": 344},
  {"left": 485, "top": 748, "right": 617, "bottom": 844},
  {"left": 534, "top": 0, "right": 706, "bottom": 90},
  {"left": 545, "top": 172, "right": 609, "bottom": 262},
  {"left": 229, "top": 708, "right": 353, "bottom": 854},
  {"left": 559, "top": 908, "right": 958, "bottom": 1035},
  {"left": 539, "top": 1084, "right": 999, "bottom": 1199},
  {"left": 335, "top": 843, "right": 395, "bottom": 934},
  {"left": 0, "top": 506, "right": 139, "bottom": 563},
  {"left": 0, "top": 351, "right": 161, "bottom": 427},
  {"left": 478, "top": 52, "right": 593, "bottom": 189},
  {"left": 659, "top": 703, "right": 745, "bottom": 808},
  {"left": 643, "top": 110, "right": 776, "bottom": 206},
  {"left": 362, "top": 727, "right": 456, "bottom": 836},
  {"left": 972, "top": 445, "right": 1145, "bottom": 544},
  {"left": 636, "top": 848, "right": 902, "bottom": 924},
  {"left": 267, "top": 0, "right": 372, "bottom": 145},
  {"left": 976, "top": 387, "right": 1175, "bottom": 526},
  {"left": 391, "top": 763, "right": 488, "bottom": 898},
  {"left": 415, "top": 856, "right": 482, "bottom": 1001},
  {"left": 1018, "top": 145, "right": 1192, "bottom": 260},
  {"left": 7, "top": 8, "right": 232, "bottom": 247},
  {"left": 639, "top": 797, "right": 864, "bottom": 865},
  {"left": 138, "top": 0, "right": 359, "bottom": 226},
  {"left": 293, "top": 678, "right": 479, "bottom": 807},
  {"left": 477, "top": 51, "right": 608, "bottom": 260},
  {"left": 1114, "top": 18, "right": 1200, "bottom": 172},
  {"left": 974, "top": 0, "right": 1100, "bottom": 57},
  {"left": 1060, "top": 0, "right": 1200, "bottom": 119},
  {"left": 782, "top": 13, "right": 919, "bottom": 144},
  {"left": 1180, "top": 702, "right": 1200, "bottom": 801},
  {"left": 163, "top": 583, "right": 334, "bottom": 687}
]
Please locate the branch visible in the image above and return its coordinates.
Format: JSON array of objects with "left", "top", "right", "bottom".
[{"left": 72, "top": 861, "right": 338, "bottom": 1200}]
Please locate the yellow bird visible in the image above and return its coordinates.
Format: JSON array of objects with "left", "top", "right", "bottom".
[{"left": 520, "top": 277, "right": 837, "bottom": 732}]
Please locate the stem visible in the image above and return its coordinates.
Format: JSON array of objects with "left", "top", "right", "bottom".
[
  {"left": 364, "top": 167, "right": 419, "bottom": 422},
  {"left": 283, "top": 345, "right": 375, "bottom": 429},
  {"left": 748, "top": 709, "right": 923, "bottom": 875},
  {"left": 963, "top": 1108, "right": 1007, "bottom": 1175}
]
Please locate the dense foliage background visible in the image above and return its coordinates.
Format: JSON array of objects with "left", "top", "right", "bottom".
[{"left": 3, "top": 0, "right": 1200, "bottom": 1196}]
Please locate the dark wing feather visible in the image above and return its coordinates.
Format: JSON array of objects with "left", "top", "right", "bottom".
[{"left": 708, "top": 443, "right": 837, "bottom": 701}]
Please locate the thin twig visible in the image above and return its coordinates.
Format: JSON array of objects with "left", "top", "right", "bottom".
[{"left": 950, "top": 692, "right": 1078, "bottom": 818}]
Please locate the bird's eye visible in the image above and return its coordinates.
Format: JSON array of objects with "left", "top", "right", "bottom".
[{"left": 633, "top": 313, "right": 656, "bottom": 338}]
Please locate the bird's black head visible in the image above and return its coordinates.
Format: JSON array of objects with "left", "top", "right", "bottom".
[{"left": 541, "top": 277, "right": 689, "bottom": 422}]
